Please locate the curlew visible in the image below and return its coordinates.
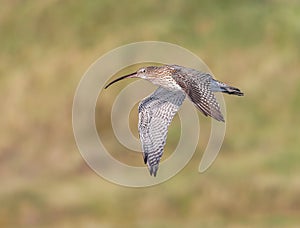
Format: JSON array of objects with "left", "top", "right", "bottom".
[{"left": 105, "top": 64, "right": 243, "bottom": 176}]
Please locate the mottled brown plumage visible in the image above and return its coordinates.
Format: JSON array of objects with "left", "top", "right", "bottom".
[{"left": 105, "top": 64, "right": 244, "bottom": 176}]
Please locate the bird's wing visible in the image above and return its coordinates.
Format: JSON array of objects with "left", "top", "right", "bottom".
[
  {"left": 172, "top": 69, "right": 224, "bottom": 122},
  {"left": 187, "top": 76, "right": 224, "bottom": 122},
  {"left": 138, "top": 87, "right": 186, "bottom": 176}
]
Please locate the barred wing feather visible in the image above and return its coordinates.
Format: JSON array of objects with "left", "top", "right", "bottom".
[{"left": 138, "top": 87, "right": 186, "bottom": 176}]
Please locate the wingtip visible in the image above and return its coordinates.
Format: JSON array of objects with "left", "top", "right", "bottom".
[
  {"left": 214, "top": 116, "right": 225, "bottom": 122},
  {"left": 219, "top": 116, "right": 225, "bottom": 122},
  {"left": 211, "top": 112, "right": 225, "bottom": 122},
  {"left": 149, "top": 164, "right": 159, "bottom": 177}
]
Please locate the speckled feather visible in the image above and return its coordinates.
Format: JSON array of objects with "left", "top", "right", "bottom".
[
  {"left": 169, "top": 65, "right": 225, "bottom": 121},
  {"left": 138, "top": 87, "right": 186, "bottom": 176}
]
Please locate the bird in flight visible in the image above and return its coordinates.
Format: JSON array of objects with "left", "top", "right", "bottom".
[{"left": 105, "top": 64, "right": 243, "bottom": 176}]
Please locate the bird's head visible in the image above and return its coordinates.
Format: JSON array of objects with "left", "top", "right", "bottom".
[{"left": 104, "top": 66, "right": 159, "bottom": 89}]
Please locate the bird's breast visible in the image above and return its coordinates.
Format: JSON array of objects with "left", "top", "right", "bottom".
[{"left": 150, "top": 76, "right": 182, "bottom": 91}]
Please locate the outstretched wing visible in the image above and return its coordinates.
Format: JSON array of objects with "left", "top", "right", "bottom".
[
  {"left": 171, "top": 66, "right": 224, "bottom": 122},
  {"left": 186, "top": 76, "right": 224, "bottom": 122},
  {"left": 138, "top": 87, "right": 186, "bottom": 176}
]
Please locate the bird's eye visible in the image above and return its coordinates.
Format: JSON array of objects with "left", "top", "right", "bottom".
[{"left": 140, "top": 68, "right": 146, "bottom": 73}]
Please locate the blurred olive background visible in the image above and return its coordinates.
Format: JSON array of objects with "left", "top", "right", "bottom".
[{"left": 1, "top": 0, "right": 300, "bottom": 227}]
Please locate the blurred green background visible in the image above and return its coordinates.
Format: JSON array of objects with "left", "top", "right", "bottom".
[{"left": 1, "top": 0, "right": 300, "bottom": 227}]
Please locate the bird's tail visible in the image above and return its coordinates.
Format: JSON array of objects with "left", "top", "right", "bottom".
[
  {"left": 212, "top": 80, "right": 244, "bottom": 96},
  {"left": 221, "top": 85, "right": 244, "bottom": 96}
]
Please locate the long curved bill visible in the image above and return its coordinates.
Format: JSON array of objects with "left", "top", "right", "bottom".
[{"left": 104, "top": 72, "right": 137, "bottom": 89}]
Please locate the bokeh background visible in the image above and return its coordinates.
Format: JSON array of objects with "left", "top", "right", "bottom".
[{"left": 1, "top": 0, "right": 300, "bottom": 227}]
